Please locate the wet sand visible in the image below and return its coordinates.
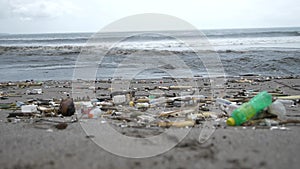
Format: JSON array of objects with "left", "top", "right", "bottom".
[{"left": 0, "top": 76, "right": 300, "bottom": 169}]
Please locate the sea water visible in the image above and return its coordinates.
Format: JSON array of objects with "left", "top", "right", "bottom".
[{"left": 0, "top": 27, "right": 299, "bottom": 82}]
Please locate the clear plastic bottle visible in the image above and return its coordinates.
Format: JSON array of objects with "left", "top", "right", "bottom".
[
  {"left": 216, "top": 98, "right": 239, "bottom": 116},
  {"left": 268, "top": 100, "right": 287, "bottom": 120},
  {"left": 227, "top": 91, "right": 272, "bottom": 126}
]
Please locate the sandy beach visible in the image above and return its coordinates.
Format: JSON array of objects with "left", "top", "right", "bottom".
[
  {"left": 1, "top": 0, "right": 300, "bottom": 168},
  {"left": 1, "top": 75, "right": 299, "bottom": 169}
]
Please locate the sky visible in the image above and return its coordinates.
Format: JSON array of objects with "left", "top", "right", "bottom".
[{"left": 0, "top": 0, "right": 299, "bottom": 34}]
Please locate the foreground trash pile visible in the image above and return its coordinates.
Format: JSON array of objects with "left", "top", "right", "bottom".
[{"left": 1, "top": 76, "right": 300, "bottom": 132}]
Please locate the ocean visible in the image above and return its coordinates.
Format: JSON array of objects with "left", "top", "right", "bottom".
[{"left": 0, "top": 27, "right": 299, "bottom": 82}]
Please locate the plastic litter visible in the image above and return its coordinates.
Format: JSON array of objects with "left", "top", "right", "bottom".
[
  {"left": 4, "top": 77, "right": 300, "bottom": 136},
  {"left": 137, "top": 115, "right": 155, "bottom": 123},
  {"left": 113, "top": 95, "right": 126, "bottom": 105},
  {"left": 149, "top": 97, "right": 166, "bottom": 107},
  {"left": 16, "top": 101, "right": 25, "bottom": 107},
  {"left": 268, "top": 100, "right": 287, "bottom": 120},
  {"left": 136, "top": 103, "right": 149, "bottom": 109},
  {"left": 21, "top": 105, "right": 37, "bottom": 113},
  {"left": 216, "top": 98, "right": 239, "bottom": 116},
  {"left": 227, "top": 91, "right": 272, "bottom": 126},
  {"left": 270, "top": 126, "right": 290, "bottom": 131},
  {"left": 169, "top": 86, "right": 192, "bottom": 90},
  {"left": 263, "top": 119, "right": 280, "bottom": 126},
  {"left": 129, "top": 101, "right": 135, "bottom": 107},
  {"left": 88, "top": 107, "right": 102, "bottom": 119},
  {"left": 26, "top": 89, "right": 42, "bottom": 95}
]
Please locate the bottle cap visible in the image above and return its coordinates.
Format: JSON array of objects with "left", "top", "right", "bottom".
[
  {"left": 227, "top": 117, "right": 236, "bottom": 126},
  {"left": 129, "top": 101, "right": 134, "bottom": 107}
]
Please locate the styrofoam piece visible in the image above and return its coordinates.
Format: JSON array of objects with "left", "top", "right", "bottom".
[
  {"left": 21, "top": 105, "right": 37, "bottom": 113},
  {"left": 113, "top": 95, "right": 126, "bottom": 104}
]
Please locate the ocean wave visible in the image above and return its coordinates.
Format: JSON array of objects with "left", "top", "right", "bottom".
[
  {"left": 119, "top": 33, "right": 176, "bottom": 42},
  {"left": 1, "top": 45, "right": 300, "bottom": 56},
  {"left": 0, "top": 45, "right": 82, "bottom": 56},
  {"left": 0, "top": 37, "right": 88, "bottom": 44},
  {"left": 206, "top": 30, "right": 300, "bottom": 38}
]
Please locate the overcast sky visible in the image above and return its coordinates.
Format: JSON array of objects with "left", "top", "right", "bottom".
[{"left": 0, "top": 0, "right": 299, "bottom": 34}]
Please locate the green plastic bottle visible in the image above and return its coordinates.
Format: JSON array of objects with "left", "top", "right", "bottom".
[{"left": 227, "top": 91, "right": 272, "bottom": 126}]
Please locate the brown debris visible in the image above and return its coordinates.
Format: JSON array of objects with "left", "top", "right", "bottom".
[
  {"left": 58, "top": 98, "right": 75, "bottom": 116},
  {"left": 55, "top": 122, "right": 68, "bottom": 130}
]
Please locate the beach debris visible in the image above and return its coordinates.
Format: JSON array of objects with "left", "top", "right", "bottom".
[
  {"left": 278, "top": 119, "right": 300, "bottom": 125},
  {"left": 136, "top": 102, "right": 149, "bottom": 110},
  {"left": 169, "top": 85, "right": 193, "bottom": 90},
  {"left": 2, "top": 76, "right": 300, "bottom": 134},
  {"left": 55, "top": 122, "right": 68, "bottom": 130},
  {"left": 58, "top": 98, "right": 75, "bottom": 116},
  {"left": 37, "top": 106, "right": 56, "bottom": 114},
  {"left": 21, "top": 105, "right": 37, "bottom": 113},
  {"left": 228, "top": 78, "right": 253, "bottom": 83},
  {"left": 264, "top": 119, "right": 280, "bottom": 126},
  {"left": 0, "top": 81, "right": 42, "bottom": 88},
  {"left": 137, "top": 115, "right": 155, "bottom": 123},
  {"left": 268, "top": 100, "right": 287, "bottom": 120},
  {"left": 0, "top": 103, "right": 14, "bottom": 109},
  {"left": 88, "top": 107, "right": 102, "bottom": 119},
  {"left": 216, "top": 98, "right": 239, "bottom": 116},
  {"left": 7, "top": 112, "right": 34, "bottom": 118},
  {"left": 270, "top": 126, "right": 290, "bottom": 131},
  {"left": 227, "top": 91, "right": 272, "bottom": 126},
  {"left": 276, "top": 95, "right": 300, "bottom": 100},
  {"left": 113, "top": 95, "right": 126, "bottom": 105},
  {"left": 16, "top": 101, "right": 25, "bottom": 107},
  {"left": 158, "top": 120, "right": 195, "bottom": 128},
  {"left": 26, "top": 88, "right": 43, "bottom": 95},
  {"left": 46, "top": 128, "right": 54, "bottom": 132},
  {"left": 159, "top": 107, "right": 198, "bottom": 117},
  {"left": 0, "top": 94, "right": 9, "bottom": 100}
]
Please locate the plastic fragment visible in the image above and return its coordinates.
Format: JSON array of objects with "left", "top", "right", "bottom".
[{"left": 268, "top": 100, "right": 287, "bottom": 120}]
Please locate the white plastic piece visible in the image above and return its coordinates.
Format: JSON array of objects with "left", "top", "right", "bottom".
[
  {"left": 21, "top": 105, "right": 37, "bottom": 113},
  {"left": 264, "top": 119, "right": 279, "bottom": 126},
  {"left": 136, "top": 103, "right": 149, "bottom": 108},
  {"left": 88, "top": 107, "right": 102, "bottom": 119},
  {"left": 113, "top": 95, "right": 126, "bottom": 104},
  {"left": 137, "top": 115, "right": 155, "bottom": 123},
  {"left": 26, "top": 89, "right": 42, "bottom": 95},
  {"left": 32, "top": 89, "right": 42, "bottom": 94},
  {"left": 268, "top": 100, "right": 287, "bottom": 120}
]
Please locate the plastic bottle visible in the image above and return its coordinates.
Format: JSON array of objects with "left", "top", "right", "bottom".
[
  {"left": 88, "top": 106, "right": 102, "bottom": 119},
  {"left": 227, "top": 91, "right": 272, "bottom": 126},
  {"left": 149, "top": 97, "right": 166, "bottom": 107},
  {"left": 136, "top": 103, "right": 149, "bottom": 109},
  {"left": 216, "top": 98, "right": 239, "bottom": 116},
  {"left": 268, "top": 100, "right": 286, "bottom": 120}
]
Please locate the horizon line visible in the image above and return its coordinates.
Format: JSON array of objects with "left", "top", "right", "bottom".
[{"left": 1, "top": 26, "right": 299, "bottom": 35}]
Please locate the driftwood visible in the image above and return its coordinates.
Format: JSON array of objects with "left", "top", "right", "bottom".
[{"left": 158, "top": 120, "right": 195, "bottom": 128}]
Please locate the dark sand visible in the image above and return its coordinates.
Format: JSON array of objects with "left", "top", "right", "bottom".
[{"left": 0, "top": 76, "right": 300, "bottom": 169}]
